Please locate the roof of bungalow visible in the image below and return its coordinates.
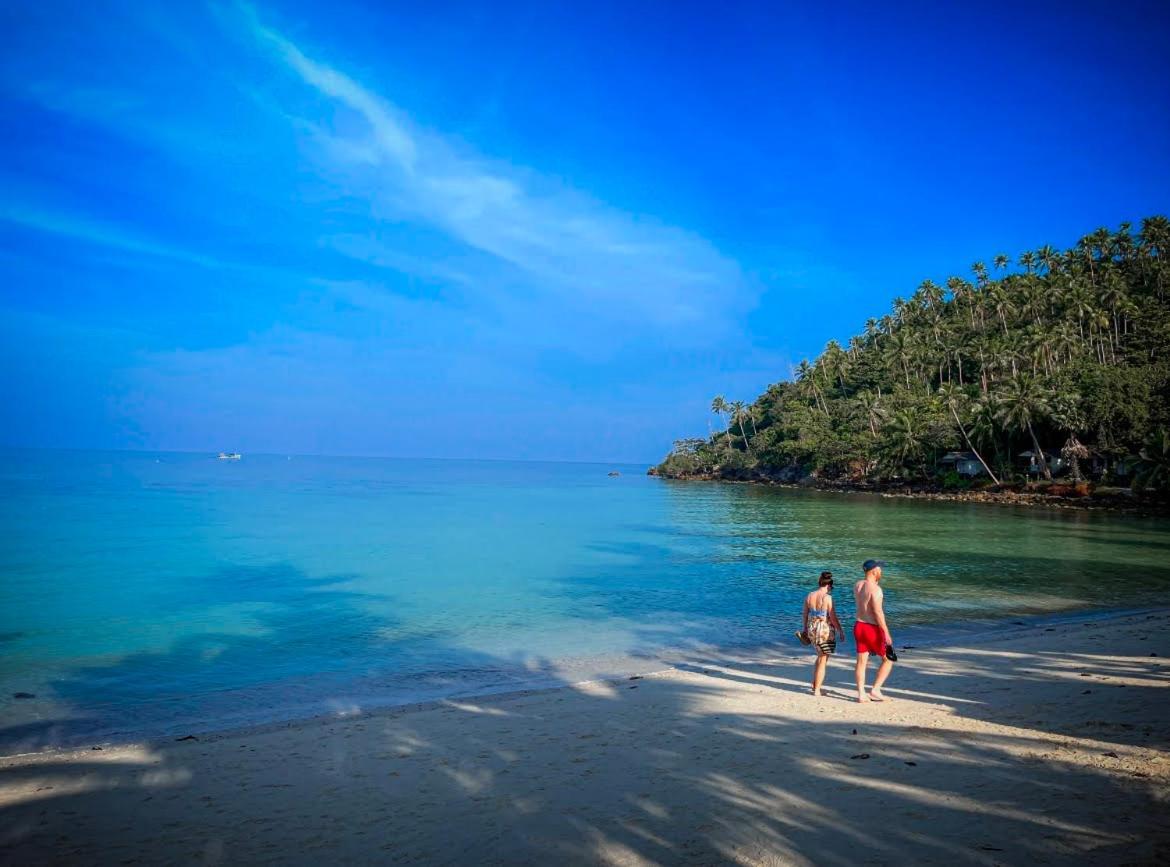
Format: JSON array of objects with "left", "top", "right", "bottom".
[
  {"left": 940, "top": 451, "right": 977, "bottom": 462},
  {"left": 1018, "top": 450, "right": 1062, "bottom": 459}
]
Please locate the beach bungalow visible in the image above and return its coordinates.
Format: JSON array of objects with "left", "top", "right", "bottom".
[
  {"left": 939, "top": 451, "right": 985, "bottom": 477},
  {"left": 1018, "top": 450, "right": 1067, "bottom": 476},
  {"left": 1079, "top": 448, "right": 1116, "bottom": 479}
]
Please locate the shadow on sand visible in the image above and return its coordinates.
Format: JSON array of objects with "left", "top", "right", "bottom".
[{"left": 1, "top": 557, "right": 1167, "bottom": 865}]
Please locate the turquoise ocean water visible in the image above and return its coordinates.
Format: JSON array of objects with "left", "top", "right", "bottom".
[{"left": 2, "top": 449, "right": 1169, "bottom": 751}]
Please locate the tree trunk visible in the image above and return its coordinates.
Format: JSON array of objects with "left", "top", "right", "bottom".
[
  {"left": 738, "top": 418, "right": 752, "bottom": 453},
  {"left": 950, "top": 406, "right": 1001, "bottom": 485},
  {"left": 1026, "top": 421, "right": 1052, "bottom": 480},
  {"left": 813, "top": 384, "right": 830, "bottom": 417}
]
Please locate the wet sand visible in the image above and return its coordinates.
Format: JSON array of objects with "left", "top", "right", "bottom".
[{"left": 2, "top": 611, "right": 1168, "bottom": 865}]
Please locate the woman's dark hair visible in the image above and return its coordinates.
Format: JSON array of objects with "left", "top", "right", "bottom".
[{"left": 818, "top": 571, "right": 834, "bottom": 588}]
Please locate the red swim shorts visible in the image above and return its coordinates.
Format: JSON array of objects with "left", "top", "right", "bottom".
[{"left": 853, "top": 621, "right": 886, "bottom": 655}]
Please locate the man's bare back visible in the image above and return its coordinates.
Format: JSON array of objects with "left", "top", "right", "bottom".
[{"left": 853, "top": 579, "right": 883, "bottom": 625}]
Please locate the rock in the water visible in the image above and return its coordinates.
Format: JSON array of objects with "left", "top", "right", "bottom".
[
  {"left": 608, "top": 471, "right": 621, "bottom": 477},
  {"left": 12, "top": 692, "right": 35, "bottom": 699}
]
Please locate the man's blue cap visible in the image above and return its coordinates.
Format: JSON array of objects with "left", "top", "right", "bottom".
[{"left": 862, "top": 559, "right": 886, "bottom": 572}]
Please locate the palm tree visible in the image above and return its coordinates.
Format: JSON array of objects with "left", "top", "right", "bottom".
[
  {"left": 1139, "top": 215, "right": 1169, "bottom": 256},
  {"left": 969, "top": 392, "right": 1005, "bottom": 470},
  {"left": 882, "top": 408, "right": 931, "bottom": 480},
  {"left": 986, "top": 283, "right": 1014, "bottom": 338},
  {"left": 853, "top": 390, "right": 886, "bottom": 438},
  {"left": 1037, "top": 244, "right": 1061, "bottom": 275},
  {"left": 1049, "top": 322, "right": 1080, "bottom": 365},
  {"left": 921, "top": 279, "right": 944, "bottom": 309},
  {"left": 1066, "top": 281, "right": 1095, "bottom": 339},
  {"left": 795, "top": 361, "right": 829, "bottom": 416},
  {"left": 937, "top": 384, "right": 1000, "bottom": 484},
  {"left": 730, "top": 400, "right": 752, "bottom": 452},
  {"left": 947, "top": 276, "right": 977, "bottom": 329},
  {"left": 1138, "top": 216, "right": 1168, "bottom": 299},
  {"left": 882, "top": 331, "right": 914, "bottom": 389},
  {"left": 994, "top": 375, "right": 1053, "bottom": 480},
  {"left": 891, "top": 297, "right": 908, "bottom": 324},
  {"left": 823, "top": 339, "right": 851, "bottom": 390},
  {"left": 1113, "top": 223, "right": 1135, "bottom": 264},
  {"left": 1097, "top": 268, "right": 1126, "bottom": 346},
  {"left": 710, "top": 395, "right": 733, "bottom": 450}
]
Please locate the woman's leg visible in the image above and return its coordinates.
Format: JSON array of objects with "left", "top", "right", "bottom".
[{"left": 812, "top": 652, "right": 828, "bottom": 695}]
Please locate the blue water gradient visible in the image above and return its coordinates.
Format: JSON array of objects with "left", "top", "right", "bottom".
[{"left": 2, "top": 450, "right": 1169, "bottom": 750}]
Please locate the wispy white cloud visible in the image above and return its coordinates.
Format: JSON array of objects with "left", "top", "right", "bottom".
[
  {"left": 0, "top": 203, "right": 228, "bottom": 270},
  {"left": 0, "top": 2, "right": 771, "bottom": 459},
  {"left": 237, "top": 4, "right": 752, "bottom": 334},
  {"left": 323, "top": 235, "right": 477, "bottom": 289}
]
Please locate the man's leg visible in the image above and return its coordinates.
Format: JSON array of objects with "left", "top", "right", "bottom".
[
  {"left": 870, "top": 658, "right": 894, "bottom": 700},
  {"left": 855, "top": 652, "right": 869, "bottom": 702}
]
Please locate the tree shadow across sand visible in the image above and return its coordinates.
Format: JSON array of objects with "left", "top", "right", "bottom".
[
  {"left": 1, "top": 608, "right": 1168, "bottom": 865},
  {"left": 0, "top": 561, "right": 580, "bottom": 755}
]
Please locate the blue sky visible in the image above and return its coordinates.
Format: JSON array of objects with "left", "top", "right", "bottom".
[{"left": 1, "top": 1, "right": 1168, "bottom": 462}]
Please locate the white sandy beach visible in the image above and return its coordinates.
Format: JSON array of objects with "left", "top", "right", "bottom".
[{"left": 1, "top": 611, "right": 1168, "bottom": 865}]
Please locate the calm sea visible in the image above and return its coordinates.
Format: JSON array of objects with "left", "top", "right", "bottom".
[{"left": 2, "top": 449, "right": 1169, "bottom": 751}]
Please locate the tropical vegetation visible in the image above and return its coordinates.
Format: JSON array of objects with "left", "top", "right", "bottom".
[{"left": 657, "top": 217, "right": 1170, "bottom": 492}]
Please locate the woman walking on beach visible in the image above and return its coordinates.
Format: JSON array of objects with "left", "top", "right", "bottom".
[{"left": 801, "top": 571, "right": 845, "bottom": 696}]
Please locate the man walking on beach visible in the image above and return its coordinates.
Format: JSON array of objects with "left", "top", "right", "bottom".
[{"left": 854, "top": 559, "right": 894, "bottom": 703}]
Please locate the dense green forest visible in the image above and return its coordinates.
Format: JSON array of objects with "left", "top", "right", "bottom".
[{"left": 657, "top": 216, "right": 1170, "bottom": 491}]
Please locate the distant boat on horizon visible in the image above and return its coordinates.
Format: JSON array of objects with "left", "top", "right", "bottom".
[{"left": 216, "top": 452, "right": 242, "bottom": 461}]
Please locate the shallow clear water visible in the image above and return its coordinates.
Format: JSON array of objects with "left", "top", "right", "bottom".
[{"left": 2, "top": 449, "right": 1169, "bottom": 750}]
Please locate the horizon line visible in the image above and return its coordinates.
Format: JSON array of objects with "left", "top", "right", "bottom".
[{"left": 0, "top": 444, "right": 656, "bottom": 467}]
